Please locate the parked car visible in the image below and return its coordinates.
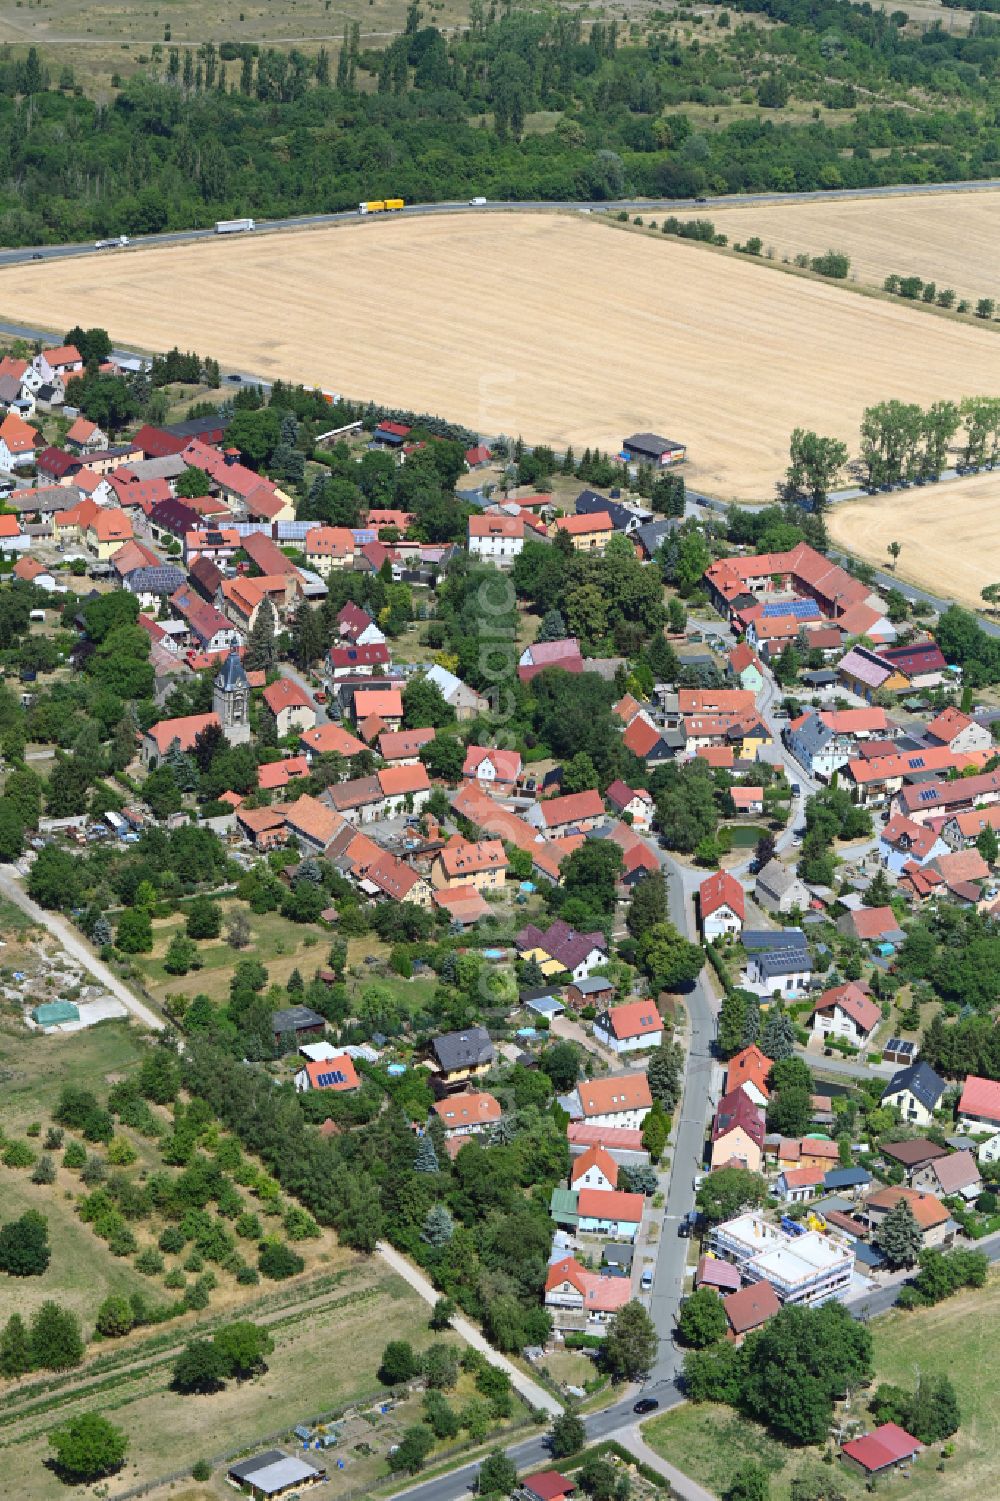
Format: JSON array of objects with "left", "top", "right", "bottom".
[
  {"left": 633, "top": 1398, "right": 659, "bottom": 1414},
  {"left": 640, "top": 1269, "right": 654, "bottom": 1292}
]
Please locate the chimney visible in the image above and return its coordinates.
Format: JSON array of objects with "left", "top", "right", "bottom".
[{"left": 224, "top": 447, "right": 240, "bottom": 467}]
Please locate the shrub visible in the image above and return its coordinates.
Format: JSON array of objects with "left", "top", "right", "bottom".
[
  {"left": 0, "top": 1211, "right": 50, "bottom": 1276},
  {"left": 158, "top": 1226, "right": 186, "bottom": 1254},
  {"left": 63, "top": 1140, "right": 87, "bottom": 1170},
  {"left": 95, "top": 1295, "right": 134, "bottom": 1338},
  {"left": 135, "top": 1248, "right": 164, "bottom": 1276},
  {"left": 107, "top": 1136, "right": 138, "bottom": 1166},
  {"left": 257, "top": 1240, "right": 304, "bottom": 1280},
  {"left": 3, "top": 1141, "right": 36, "bottom": 1169},
  {"left": 192, "top": 1459, "right": 212, "bottom": 1481}
]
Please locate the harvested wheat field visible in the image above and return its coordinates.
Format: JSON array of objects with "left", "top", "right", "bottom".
[
  {"left": 6, "top": 212, "right": 1000, "bottom": 498},
  {"left": 827, "top": 470, "right": 1000, "bottom": 609},
  {"left": 709, "top": 188, "right": 1000, "bottom": 302}
]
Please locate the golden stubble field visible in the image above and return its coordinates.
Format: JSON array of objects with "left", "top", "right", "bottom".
[
  {"left": 709, "top": 188, "right": 1000, "bottom": 302},
  {"left": 7, "top": 212, "right": 1000, "bottom": 498},
  {"left": 827, "top": 470, "right": 1000, "bottom": 609}
]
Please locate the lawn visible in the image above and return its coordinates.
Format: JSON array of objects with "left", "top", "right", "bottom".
[
  {"left": 0, "top": 1019, "right": 146, "bottom": 1133},
  {"left": 134, "top": 902, "right": 331, "bottom": 1005},
  {"left": 643, "top": 1273, "right": 1000, "bottom": 1500}
]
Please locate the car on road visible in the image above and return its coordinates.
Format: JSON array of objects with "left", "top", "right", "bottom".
[
  {"left": 31, "top": 253, "right": 43, "bottom": 260},
  {"left": 633, "top": 1398, "right": 659, "bottom": 1414},
  {"left": 313, "top": 690, "right": 327, "bottom": 704},
  {"left": 791, "top": 783, "right": 801, "bottom": 794},
  {"left": 640, "top": 1268, "right": 654, "bottom": 1292},
  {"left": 226, "top": 373, "right": 242, "bottom": 382}
]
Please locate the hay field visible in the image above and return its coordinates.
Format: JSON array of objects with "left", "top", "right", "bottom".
[
  {"left": 6, "top": 213, "right": 1000, "bottom": 497},
  {"left": 827, "top": 470, "right": 1000, "bottom": 609},
  {"left": 709, "top": 188, "right": 1000, "bottom": 302}
]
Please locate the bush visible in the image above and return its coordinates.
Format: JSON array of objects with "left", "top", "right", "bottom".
[
  {"left": 380, "top": 1339, "right": 418, "bottom": 1385},
  {"left": 135, "top": 1248, "right": 164, "bottom": 1276},
  {"left": 95, "top": 1295, "right": 134, "bottom": 1337},
  {"left": 192, "top": 1459, "right": 212, "bottom": 1482},
  {"left": 3, "top": 1140, "right": 35, "bottom": 1169},
  {"left": 0, "top": 1211, "right": 50, "bottom": 1276},
  {"left": 158, "top": 1226, "right": 185, "bottom": 1254},
  {"left": 257, "top": 1240, "right": 304, "bottom": 1280},
  {"left": 63, "top": 1139, "right": 87, "bottom": 1170}
]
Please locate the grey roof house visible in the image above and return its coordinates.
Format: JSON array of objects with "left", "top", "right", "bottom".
[
  {"left": 430, "top": 1026, "right": 494, "bottom": 1079},
  {"left": 754, "top": 859, "right": 811, "bottom": 914}
]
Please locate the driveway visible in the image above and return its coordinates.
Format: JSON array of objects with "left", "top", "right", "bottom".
[{"left": 0, "top": 867, "right": 164, "bottom": 1031}]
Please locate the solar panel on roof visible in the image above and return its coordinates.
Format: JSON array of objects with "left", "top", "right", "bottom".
[
  {"left": 909, "top": 757, "right": 924, "bottom": 769},
  {"left": 317, "top": 1070, "right": 346, "bottom": 1087},
  {"left": 918, "top": 788, "right": 938, "bottom": 802}
]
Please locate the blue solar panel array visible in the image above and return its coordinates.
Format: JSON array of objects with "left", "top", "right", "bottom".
[
  {"left": 761, "top": 598, "right": 821, "bottom": 619},
  {"left": 317, "top": 1070, "right": 346, "bottom": 1087},
  {"left": 918, "top": 788, "right": 938, "bottom": 803}
]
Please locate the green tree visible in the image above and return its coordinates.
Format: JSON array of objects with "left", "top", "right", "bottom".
[
  {"left": 30, "top": 1302, "right": 84, "bottom": 1371},
  {"left": 741, "top": 1303, "right": 873, "bottom": 1445},
  {"left": 387, "top": 1423, "right": 434, "bottom": 1473},
  {"left": 0, "top": 1312, "right": 32, "bottom": 1377},
  {"left": 49, "top": 1412, "right": 128, "bottom": 1481},
  {"left": 627, "top": 869, "right": 667, "bottom": 938},
  {"left": 172, "top": 1338, "right": 229, "bottom": 1393},
  {"left": 641, "top": 1100, "right": 670, "bottom": 1162},
  {"left": 760, "top": 1011, "right": 796, "bottom": 1062},
  {"left": 245, "top": 598, "right": 277, "bottom": 671},
  {"left": 647, "top": 1038, "right": 684, "bottom": 1112},
  {"left": 116, "top": 907, "right": 153, "bottom": 953},
  {"left": 697, "top": 1167, "right": 768, "bottom": 1226},
  {"left": 637, "top": 921, "right": 703, "bottom": 992},
  {"left": 603, "top": 1301, "right": 657, "bottom": 1380},
  {"left": 478, "top": 1449, "right": 517, "bottom": 1495},
  {"left": 186, "top": 896, "right": 222, "bottom": 939},
  {"left": 403, "top": 676, "right": 456, "bottom": 729},
  {"left": 380, "top": 1339, "right": 418, "bottom": 1385},
  {"left": 766, "top": 1086, "right": 812, "bottom": 1137},
  {"left": 677, "top": 1287, "right": 729, "bottom": 1348},
  {"left": 976, "top": 823, "right": 999, "bottom": 866},
  {"left": 783, "top": 429, "right": 848, "bottom": 516},
  {"left": 213, "top": 1320, "right": 274, "bottom": 1380},
  {"left": 0, "top": 1211, "right": 50, "bottom": 1276},
  {"left": 549, "top": 1410, "right": 586, "bottom": 1457},
  {"left": 873, "top": 1198, "right": 923, "bottom": 1270}
]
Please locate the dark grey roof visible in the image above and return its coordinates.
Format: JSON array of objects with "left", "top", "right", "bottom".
[
  {"left": 272, "top": 1005, "right": 326, "bottom": 1033},
  {"left": 216, "top": 645, "right": 249, "bottom": 693},
  {"left": 163, "top": 415, "right": 225, "bottom": 439},
  {"left": 634, "top": 519, "right": 677, "bottom": 554},
  {"left": 432, "top": 1026, "right": 493, "bottom": 1072},
  {"left": 574, "top": 490, "right": 651, "bottom": 532},
  {"left": 742, "top": 928, "right": 806, "bottom": 952},
  {"left": 754, "top": 946, "right": 811, "bottom": 979},
  {"left": 228, "top": 1451, "right": 287, "bottom": 1482},
  {"left": 623, "top": 432, "right": 685, "bottom": 454},
  {"left": 124, "top": 565, "right": 186, "bottom": 595},
  {"left": 824, "top": 1167, "right": 872, "bottom": 1190},
  {"left": 882, "top": 1060, "right": 947, "bottom": 1112}
]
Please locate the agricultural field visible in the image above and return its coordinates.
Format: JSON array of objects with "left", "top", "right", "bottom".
[
  {"left": 826, "top": 470, "right": 1000, "bottom": 610},
  {"left": 6, "top": 214, "right": 1000, "bottom": 499},
  {"left": 642, "top": 1273, "right": 1000, "bottom": 1501},
  {"left": 708, "top": 188, "right": 1000, "bottom": 307}
]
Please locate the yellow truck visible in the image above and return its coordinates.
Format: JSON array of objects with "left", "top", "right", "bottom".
[{"left": 357, "top": 199, "right": 404, "bottom": 215}]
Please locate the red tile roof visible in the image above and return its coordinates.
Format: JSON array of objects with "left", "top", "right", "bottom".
[
  {"left": 812, "top": 981, "right": 881, "bottom": 1034},
  {"left": 570, "top": 1145, "right": 619, "bottom": 1188},
  {"left": 723, "top": 1280, "right": 781, "bottom": 1335},
  {"left": 699, "top": 869, "right": 745, "bottom": 922},
  {"left": 959, "top": 1074, "right": 1000, "bottom": 1124},
  {"left": 725, "top": 1045, "right": 772, "bottom": 1101},
  {"left": 303, "top": 1055, "right": 359, "bottom": 1092},
  {"left": 600, "top": 1000, "right": 662, "bottom": 1041},
  {"left": 263, "top": 677, "right": 313, "bottom": 716},
  {"left": 146, "top": 712, "right": 220, "bottom": 755},
  {"left": 431, "top": 1091, "right": 502, "bottom": 1128},
  {"left": 577, "top": 1074, "right": 652, "bottom": 1119},
  {"left": 841, "top": 1424, "right": 922, "bottom": 1475},
  {"left": 577, "top": 1188, "right": 644, "bottom": 1223},
  {"left": 540, "top": 789, "right": 604, "bottom": 828}
]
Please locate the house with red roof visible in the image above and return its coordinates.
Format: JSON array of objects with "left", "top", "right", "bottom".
[
  {"left": 522, "top": 1474, "right": 575, "bottom": 1501},
  {"left": 337, "top": 602, "right": 385, "bottom": 647},
  {"left": 604, "top": 779, "right": 653, "bottom": 829},
  {"left": 570, "top": 1145, "right": 619, "bottom": 1193},
  {"left": 699, "top": 870, "right": 745, "bottom": 940},
  {"left": 379, "top": 727, "right": 435, "bottom": 765},
  {"left": 263, "top": 678, "right": 317, "bottom": 738},
  {"left": 0, "top": 513, "right": 28, "bottom": 556},
  {"left": 774, "top": 1164, "right": 827, "bottom": 1203},
  {"left": 517, "top": 637, "right": 584, "bottom": 682},
  {"left": 622, "top": 710, "right": 674, "bottom": 766},
  {"left": 528, "top": 789, "right": 605, "bottom": 839},
  {"left": 710, "top": 1088, "right": 765, "bottom": 1173},
  {"left": 727, "top": 641, "right": 765, "bottom": 694},
  {"left": 468, "top": 512, "right": 525, "bottom": 567},
  {"left": 432, "top": 885, "right": 491, "bottom": 926},
  {"left": 554, "top": 511, "right": 613, "bottom": 552},
  {"left": 462, "top": 744, "right": 522, "bottom": 794},
  {"left": 257, "top": 756, "right": 310, "bottom": 793},
  {"left": 361, "top": 850, "right": 432, "bottom": 906},
  {"left": 304, "top": 525, "right": 355, "bottom": 574},
  {"left": 465, "top": 443, "right": 492, "bottom": 469},
  {"left": 573, "top": 1073, "right": 652, "bottom": 1130},
  {"left": 725, "top": 1045, "right": 772, "bottom": 1108},
  {"left": 544, "top": 1256, "right": 632, "bottom": 1332},
  {"left": 352, "top": 685, "right": 403, "bottom": 727},
  {"left": 64, "top": 415, "right": 106, "bottom": 454},
  {"left": 841, "top": 1424, "right": 923, "bottom": 1480},
  {"left": 576, "top": 1187, "right": 644, "bottom": 1240},
  {"left": 0, "top": 411, "right": 42, "bottom": 469},
  {"left": 926, "top": 705, "right": 992, "bottom": 754},
  {"left": 593, "top": 1000, "right": 663, "bottom": 1056},
  {"left": 293, "top": 1054, "right": 360, "bottom": 1094},
  {"left": 958, "top": 1074, "right": 1000, "bottom": 1132},
  {"left": 722, "top": 1281, "right": 782, "bottom": 1343},
  {"left": 811, "top": 981, "right": 882, "bottom": 1048},
  {"left": 430, "top": 1090, "right": 502, "bottom": 1137},
  {"left": 431, "top": 837, "right": 507, "bottom": 893},
  {"left": 837, "top": 905, "right": 905, "bottom": 946}
]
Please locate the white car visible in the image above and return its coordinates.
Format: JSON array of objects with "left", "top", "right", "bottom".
[{"left": 469, "top": 196, "right": 487, "bottom": 206}]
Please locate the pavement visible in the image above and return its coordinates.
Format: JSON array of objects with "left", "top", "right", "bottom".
[{"left": 0, "top": 866, "right": 164, "bottom": 1030}]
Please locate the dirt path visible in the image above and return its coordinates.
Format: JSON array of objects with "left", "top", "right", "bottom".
[
  {"left": 0, "top": 866, "right": 164, "bottom": 1031},
  {"left": 376, "top": 1241, "right": 563, "bottom": 1417}
]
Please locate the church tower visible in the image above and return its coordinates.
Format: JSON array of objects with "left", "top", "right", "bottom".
[{"left": 213, "top": 646, "right": 251, "bottom": 744}]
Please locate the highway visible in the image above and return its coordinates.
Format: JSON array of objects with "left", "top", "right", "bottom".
[{"left": 7, "top": 173, "right": 1000, "bottom": 272}]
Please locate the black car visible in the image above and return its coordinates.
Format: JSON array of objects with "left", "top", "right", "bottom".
[
  {"left": 226, "top": 373, "right": 243, "bottom": 382},
  {"left": 633, "top": 1398, "right": 659, "bottom": 1415},
  {"left": 31, "top": 252, "right": 43, "bottom": 260}
]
